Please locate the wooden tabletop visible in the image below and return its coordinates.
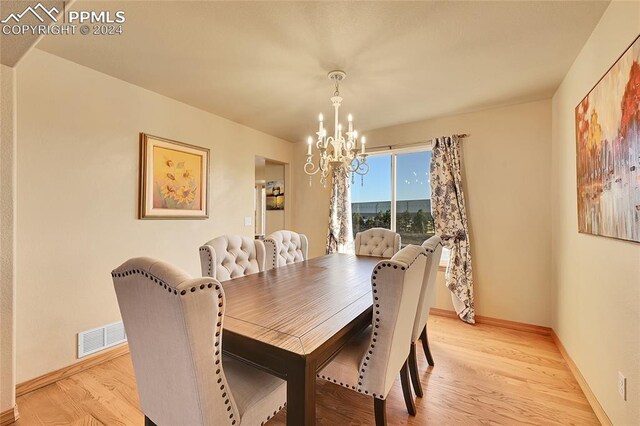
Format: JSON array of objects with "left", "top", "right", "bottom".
[
  {"left": 222, "top": 254, "right": 381, "bottom": 355},
  {"left": 221, "top": 253, "right": 383, "bottom": 425}
]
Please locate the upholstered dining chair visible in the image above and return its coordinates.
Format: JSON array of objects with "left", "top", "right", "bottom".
[
  {"left": 112, "top": 257, "right": 286, "bottom": 426},
  {"left": 264, "top": 230, "right": 308, "bottom": 269},
  {"left": 199, "top": 235, "right": 266, "bottom": 281},
  {"left": 317, "top": 245, "right": 427, "bottom": 426},
  {"left": 354, "top": 228, "right": 401, "bottom": 258},
  {"left": 407, "top": 236, "right": 443, "bottom": 399}
]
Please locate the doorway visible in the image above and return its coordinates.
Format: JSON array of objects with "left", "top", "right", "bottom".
[{"left": 255, "top": 156, "right": 287, "bottom": 238}]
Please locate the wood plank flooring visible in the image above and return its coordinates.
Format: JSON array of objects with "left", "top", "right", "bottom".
[{"left": 15, "top": 316, "right": 599, "bottom": 425}]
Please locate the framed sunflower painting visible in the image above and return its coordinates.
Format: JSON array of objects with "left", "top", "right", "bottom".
[{"left": 139, "top": 133, "right": 209, "bottom": 219}]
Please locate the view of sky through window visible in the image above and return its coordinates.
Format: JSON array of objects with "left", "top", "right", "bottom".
[
  {"left": 351, "top": 151, "right": 431, "bottom": 202},
  {"left": 351, "top": 155, "right": 391, "bottom": 203},
  {"left": 396, "top": 151, "right": 431, "bottom": 200}
]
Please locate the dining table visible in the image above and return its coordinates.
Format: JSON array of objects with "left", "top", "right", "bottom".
[{"left": 221, "top": 253, "right": 382, "bottom": 426}]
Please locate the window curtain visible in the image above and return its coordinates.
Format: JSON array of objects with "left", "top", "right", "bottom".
[
  {"left": 326, "top": 166, "right": 354, "bottom": 254},
  {"left": 430, "top": 135, "right": 475, "bottom": 324}
]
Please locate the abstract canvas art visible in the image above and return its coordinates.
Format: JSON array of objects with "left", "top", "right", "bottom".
[
  {"left": 139, "top": 133, "right": 209, "bottom": 219},
  {"left": 575, "top": 35, "right": 640, "bottom": 243}
]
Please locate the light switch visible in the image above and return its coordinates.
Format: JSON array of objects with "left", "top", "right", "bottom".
[{"left": 244, "top": 216, "right": 252, "bottom": 226}]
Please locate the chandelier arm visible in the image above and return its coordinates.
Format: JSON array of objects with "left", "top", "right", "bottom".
[
  {"left": 304, "top": 159, "right": 321, "bottom": 176},
  {"left": 347, "top": 158, "right": 359, "bottom": 173},
  {"left": 354, "top": 159, "right": 370, "bottom": 176}
]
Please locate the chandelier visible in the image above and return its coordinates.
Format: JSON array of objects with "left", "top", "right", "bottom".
[{"left": 304, "top": 70, "right": 369, "bottom": 186}]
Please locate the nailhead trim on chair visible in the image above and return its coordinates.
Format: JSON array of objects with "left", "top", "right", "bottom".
[
  {"left": 265, "top": 238, "right": 278, "bottom": 269},
  {"left": 199, "top": 246, "right": 213, "bottom": 277},
  {"left": 316, "top": 372, "right": 364, "bottom": 394},
  {"left": 338, "top": 250, "right": 426, "bottom": 400},
  {"left": 357, "top": 263, "right": 384, "bottom": 399},
  {"left": 265, "top": 232, "right": 307, "bottom": 268},
  {"left": 111, "top": 269, "right": 222, "bottom": 296},
  {"left": 259, "top": 403, "right": 286, "bottom": 425},
  {"left": 422, "top": 240, "right": 443, "bottom": 254},
  {"left": 111, "top": 268, "right": 239, "bottom": 425}
]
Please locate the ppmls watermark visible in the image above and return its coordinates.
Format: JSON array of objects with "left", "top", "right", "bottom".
[{"left": 1, "top": 2, "right": 126, "bottom": 36}]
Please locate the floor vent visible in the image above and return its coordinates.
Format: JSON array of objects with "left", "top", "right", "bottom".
[{"left": 78, "top": 321, "right": 127, "bottom": 358}]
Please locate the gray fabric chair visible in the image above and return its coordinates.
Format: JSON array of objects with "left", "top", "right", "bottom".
[
  {"left": 354, "top": 228, "right": 401, "bottom": 258},
  {"left": 408, "top": 236, "right": 443, "bottom": 399},
  {"left": 317, "top": 245, "right": 427, "bottom": 425},
  {"left": 264, "top": 230, "right": 308, "bottom": 269},
  {"left": 199, "top": 235, "right": 266, "bottom": 281},
  {"left": 112, "top": 257, "right": 286, "bottom": 426}
]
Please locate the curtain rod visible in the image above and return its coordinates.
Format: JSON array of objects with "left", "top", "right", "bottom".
[{"left": 366, "top": 133, "right": 469, "bottom": 153}]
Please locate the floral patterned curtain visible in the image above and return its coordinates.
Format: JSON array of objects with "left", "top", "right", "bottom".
[
  {"left": 326, "top": 165, "right": 354, "bottom": 254},
  {"left": 430, "top": 135, "right": 475, "bottom": 324}
]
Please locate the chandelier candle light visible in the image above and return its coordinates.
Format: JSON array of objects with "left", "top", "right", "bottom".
[{"left": 304, "top": 70, "right": 369, "bottom": 186}]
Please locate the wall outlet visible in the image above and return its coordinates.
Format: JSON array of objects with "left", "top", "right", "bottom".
[
  {"left": 618, "top": 372, "right": 627, "bottom": 401},
  {"left": 244, "top": 216, "right": 252, "bottom": 226}
]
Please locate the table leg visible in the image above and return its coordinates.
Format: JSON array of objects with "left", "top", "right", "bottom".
[{"left": 286, "top": 355, "right": 316, "bottom": 426}]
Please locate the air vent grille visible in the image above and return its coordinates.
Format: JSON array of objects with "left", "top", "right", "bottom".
[
  {"left": 106, "top": 322, "right": 126, "bottom": 346},
  {"left": 78, "top": 321, "right": 127, "bottom": 358}
]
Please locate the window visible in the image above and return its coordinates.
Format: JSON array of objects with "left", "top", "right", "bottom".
[
  {"left": 352, "top": 155, "right": 392, "bottom": 233},
  {"left": 351, "top": 148, "right": 434, "bottom": 244},
  {"left": 351, "top": 148, "right": 450, "bottom": 267},
  {"left": 395, "top": 151, "right": 434, "bottom": 245},
  {"left": 351, "top": 147, "right": 449, "bottom": 266}
]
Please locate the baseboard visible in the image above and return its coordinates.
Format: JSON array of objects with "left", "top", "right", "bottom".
[
  {"left": 0, "top": 405, "right": 19, "bottom": 426},
  {"left": 429, "top": 308, "right": 610, "bottom": 425},
  {"left": 551, "top": 330, "right": 612, "bottom": 426},
  {"left": 429, "top": 308, "right": 552, "bottom": 336},
  {"left": 16, "top": 343, "right": 129, "bottom": 397}
]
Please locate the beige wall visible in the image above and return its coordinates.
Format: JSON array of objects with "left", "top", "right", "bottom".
[
  {"left": 15, "top": 49, "right": 294, "bottom": 382},
  {"left": 255, "top": 157, "right": 265, "bottom": 235},
  {"left": 294, "top": 99, "right": 552, "bottom": 326},
  {"left": 0, "top": 64, "right": 17, "bottom": 413},
  {"left": 293, "top": 141, "right": 332, "bottom": 256},
  {"left": 551, "top": 2, "right": 640, "bottom": 424}
]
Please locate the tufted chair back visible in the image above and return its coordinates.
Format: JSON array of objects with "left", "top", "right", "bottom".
[
  {"left": 359, "top": 245, "right": 426, "bottom": 398},
  {"left": 264, "top": 230, "right": 308, "bottom": 269},
  {"left": 199, "top": 235, "right": 266, "bottom": 281},
  {"left": 412, "top": 236, "right": 443, "bottom": 342},
  {"left": 354, "top": 228, "right": 401, "bottom": 258},
  {"left": 112, "top": 257, "right": 240, "bottom": 426}
]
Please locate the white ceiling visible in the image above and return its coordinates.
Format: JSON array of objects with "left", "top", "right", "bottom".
[{"left": 36, "top": 1, "right": 608, "bottom": 142}]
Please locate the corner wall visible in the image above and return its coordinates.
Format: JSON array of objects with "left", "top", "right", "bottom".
[
  {"left": 0, "top": 64, "right": 17, "bottom": 415},
  {"left": 15, "top": 49, "right": 294, "bottom": 382},
  {"left": 551, "top": 2, "right": 640, "bottom": 424}
]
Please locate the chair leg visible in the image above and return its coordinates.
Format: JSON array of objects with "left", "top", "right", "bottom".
[
  {"left": 420, "top": 325, "right": 435, "bottom": 366},
  {"left": 408, "top": 342, "right": 424, "bottom": 397},
  {"left": 144, "top": 416, "right": 157, "bottom": 426},
  {"left": 374, "top": 398, "right": 387, "bottom": 426},
  {"left": 400, "top": 358, "right": 417, "bottom": 416}
]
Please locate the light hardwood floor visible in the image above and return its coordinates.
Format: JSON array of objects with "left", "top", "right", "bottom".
[{"left": 15, "top": 316, "right": 599, "bottom": 425}]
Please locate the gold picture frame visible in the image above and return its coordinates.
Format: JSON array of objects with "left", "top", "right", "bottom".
[{"left": 139, "top": 133, "right": 209, "bottom": 219}]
